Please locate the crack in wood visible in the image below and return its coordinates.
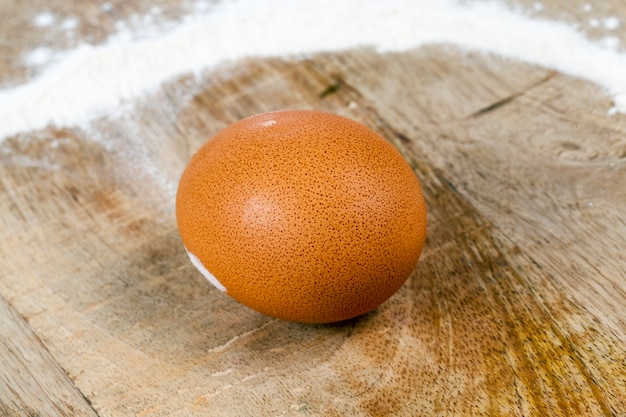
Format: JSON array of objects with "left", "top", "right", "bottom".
[
  {"left": 468, "top": 71, "right": 558, "bottom": 118},
  {"left": 319, "top": 82, "right": 342, "bottom": 98}
]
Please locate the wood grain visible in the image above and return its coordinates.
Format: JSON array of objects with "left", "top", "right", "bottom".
[
  {"left": 0, "top": 296, "right": 98, "bottom": 417},
  {"left": 1, "top": 1, "right": 626, "bottom": 416}
]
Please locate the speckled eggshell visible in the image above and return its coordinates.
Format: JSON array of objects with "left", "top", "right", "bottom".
[{"left": 176, "top": 110, "right": 427, "bottom": 323}]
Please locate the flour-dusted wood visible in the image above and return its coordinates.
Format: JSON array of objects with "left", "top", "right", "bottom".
[{"left": 1, "top": 0, "right": 626, "bottom": 416}]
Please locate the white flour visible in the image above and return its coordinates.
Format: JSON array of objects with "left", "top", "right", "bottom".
[
  {"left": 604, "top": 17, "right": 621, "bottom": 30},
  {"left": 33, "top": 12, "right": 56, "bottom": 27},
  {"left": 0, "top": 0, "right": 625, "bottom": 140}
]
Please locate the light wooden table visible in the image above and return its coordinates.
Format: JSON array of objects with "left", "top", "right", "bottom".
[{"left": 1, "top": 1, "right": 625, "bottom": 416}]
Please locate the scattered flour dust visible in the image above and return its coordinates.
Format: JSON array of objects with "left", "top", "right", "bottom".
[
  {"left": 33, "top": 12, "right": 56, "bottom": 27},
  {"left": 1, "top": 0, "right": 626, "bottom": 141}
]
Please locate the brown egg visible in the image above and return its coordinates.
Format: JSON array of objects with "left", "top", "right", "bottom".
[{"left": 176, "top": 110, "right": 426, "bottom": 323}]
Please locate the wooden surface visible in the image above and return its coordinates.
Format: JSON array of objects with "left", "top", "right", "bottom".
[{"left": 1, "top": 1, "right": 626, "bottom": 416}]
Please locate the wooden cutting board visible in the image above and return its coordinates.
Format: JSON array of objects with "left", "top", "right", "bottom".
[{"left": 1, "top": 1, "right": 625, "bottom": 416}]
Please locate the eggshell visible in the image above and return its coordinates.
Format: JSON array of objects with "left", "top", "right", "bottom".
[{"left": 176, "top": 110, "right": 426, "bottom": 323}]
